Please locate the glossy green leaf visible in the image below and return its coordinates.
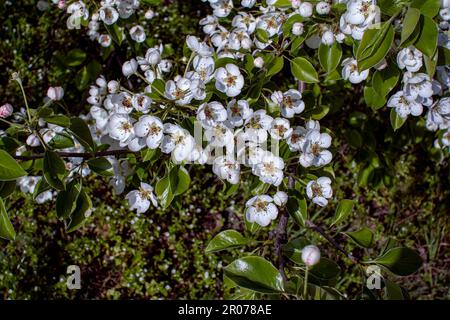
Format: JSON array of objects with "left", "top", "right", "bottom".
[
  {"left": 255, "top": 28, "right": 269, "bottom": 43},
  {"left": 400, "top": 7, "right": 421, "bottom": 45},
  {"left": 65, "top": 49, "right": 86, "bottom": 67},
  {"left": 56, "top": 180, "right": 81, "bottom": 219},
  {"left": 0, "top": 181, "right": 16, "bottom": 198},
  {"left": 372, "top": 64, "right": 400, "bottom": 98},
  {"left": 415, "top": 15, "right": 438, "bottom": 57},
  {"left": 286, "top": 190, "right": 308, "bottom": 227},
  {"left": 69, "top": 117, "right": 96, "bottom": 151},
  {"left": 87, "top": 157, "right": 114, "bottom": 176},
  {"left": 331, "top": 199, "right": 354, "bottom": 226},
  {"left": 266, "top": 56, "right": 284, "bottom": 77},
  {"left": 0, "top": 150, "right": 27, "bottom": 181},
  {"left": 43, "top": 115, "right": 71, "bottom": 128},
  {"left": 206, "top": 230, "right": 248, "bottom": 253},
  {"left": 411, "top": 0, "right": 440, "bottom": 18},
  {"left": 173, "top": 166, "right": 190, "bottom": 196},
  {"left": 0, "top": 198, "right": 16, "bottom": 240},
  {"left": 344, "top": 227, "right": 374, "bottom": 248},
  {"left": 66, "top": 189, "right": 92, "bottom": 232},
  {"left": 371, "top": 247, "right": 422, "bottom": 276},
  {"left": 224, "top": 256, "right": 285, "bottom": 293},
  {"left": 319, "top": 42, "right": 342, "bottom": 74},
  {"left": 291, "top": 57, "right": 319, "bottom": 83},
  {"left": 390, "top": 108, "right": 407, "bottom": 131},
  {"left": 357, "top": 23, "right": 395, "bottom": 72},
  {"left": 377, "top": 0, "right": 408, "bottom": 15},
  {"left": 43, "top": 150, "right": 66, "bottom": 191},
  {"left": 155, "top": 175, "right": 174, "bottom": 209},
  {"left": 310, "top": 258, "right": 341, "bottom": 285},
  {"left": 364, "top": 86, "right": 386, "bottom": 110},
  {"left": 48, "top": 133, "right": 75, "bottom": 149}
]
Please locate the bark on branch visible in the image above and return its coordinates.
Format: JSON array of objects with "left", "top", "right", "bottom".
[{"left": 13, "top": 149, "right": 134, "bottom": 161}]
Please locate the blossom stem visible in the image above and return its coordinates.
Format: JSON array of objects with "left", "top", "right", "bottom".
[
  {"left": 303, "top": 266, "right": 309, "bottom": 300},
  {"left": 16, "top": 79, "right": 33, "bottom": 124}
]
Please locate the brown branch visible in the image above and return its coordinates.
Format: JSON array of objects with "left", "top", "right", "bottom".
[
  {"left": 306, "top": 220, "right": 358, "bottom": 263},
  {"left": 13, "top": 149, "right": 135, "bottom": 161}
]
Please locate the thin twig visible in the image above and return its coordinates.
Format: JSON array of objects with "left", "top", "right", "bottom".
[
  {"left": 13, "top": 149, "right": 135, "bottom": 161},
  {"left": 306, "top": 220, "right": 358, "bottom": 263}
]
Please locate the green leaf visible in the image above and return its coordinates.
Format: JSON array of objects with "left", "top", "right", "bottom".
[
  {"left": 310, "top": 258, "right": 341, "bottom": 285},
  {"left": 65, "top": 49, "right": 86, "bottom": 67},
  {"left": 75, "top": 66, "right": 90, "bottom": 91},
  {"left": 400, "top": 7, "right": 421, "bottom": 45},
  {"left": 48, "top": 133, "right": 75, "bottom": 149},
  {"left": 224, "top": 256, "right": 285, "bottom": 293},
  {"left": 424, "top": 49, "right": 438, "bottom": 78},
  {"left": 173, "top": 166, "right": 190, "bottom": 196},
  {"left": 411, "top": 0, "right": 440, "bottom": 18},
  {"left": 43, "top": 115, "right": 71, "bottom": 128},
  {"left": 69, "top": 117, "right": 96, "bottom": 151},
  {"left": 282, "top": 238, "right": 309, "bottom": 264},
  {"left": 255, "top": 28, "right": 269, "bottom": 43},
  {"left": 206, "top": 230, "right": 248, "bottom": 253},
  {"left": 56, "top": 180, "right": 81, "bottom": 219},
  {"left": 318, "top": 42, "right": 342, "bottom": 74},
  {"left": 274, "top": 0, "right": 292, "bottom": 7},
  {"left": 87, "top": 157, "right": 114, "bottom": 176},
  {"left": 331, "top": 199, "right": 354, "bottom": 226},
  {"left": 43, "top": 150, "right": 66, "bottom": 191},
  {"left": 372, "top": 64, "right": 400, "bottom": 98},
  {"left": 286, "top": 190, "right": 308, "bottom": 227},
  {"left": 377, "top": 0, "right": 408, "bottom": 15},
  {"left": 344, "top": 227, "right": 374, "bottom": 248},
  {"left": 364, "top": 86, "right": 387, "bottom": 110},
  {"left": 0, "top": 150, "right": 27, "bottom": 181},
  {"left": 384, "top": 279, "right": 406, "bottom": 300},
  {"left": 415, "top": 15, "right": 438, "bottom": 57},
  {"left": 291, "top": 57, "right": 319, "bottom": 83},
  {"left": 66, "top": 189, "right": 92, "bottom": 233},
  {"left": 356, "top": 23, "right": 395, "bottom": 72},
  {"left": 390, "top": 108, "right": 407, "bottom": 131},
  {"left": 33, "top": 178, "right": 51, "bottom": 200},
  {"left": 266, "top": 56, "right": 284, "bottom": 77},
  {"left": 0, "top": 181, "right": 16, "bottom": 198},
  {"left": 371, "top": 247, "right": 422, "bottom": 276},
  {"left": 155, "top": 174, "right": 174, "bottom": 209},
  {"left": 0, "top": 198, "right": 16, "bottom": 240}
]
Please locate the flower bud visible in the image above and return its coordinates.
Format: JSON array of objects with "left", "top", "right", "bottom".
[
  {"left": 273, "top": 191, "right": 288, "bottom": 206},
  {"left": 321, "top": 30, "right": 335, "bottom": 45},
  {"left": 47, "top": 86, "right": 64, "bottom": 101},
  {"left": 26, "top": 134, "right": 41, "bottom": 147},
  {"left": 253, "top": 56, "right": 264, "bottom": 68},
  {"left": 301, "top": 245, "right": 321, "bottom": 266},
  {"left": 292, "top": 22, "right": 304, "bottom": 36},
  {"left": 108, "top": 80, "right": 120, "bottom": 94},
  {"left": 122, "top": 59, "right": 138, "bottom": 77},
  {"left": 299, "top": 2, "right": 313, "bottom": 17},
  {"left": 0, "top": 103, "right": 13, "bottom": 118},
  {"left": 316, "top": 1, "right": 331, "bottom": 15}
]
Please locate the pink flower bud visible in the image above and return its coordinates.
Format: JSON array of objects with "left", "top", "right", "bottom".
[
  {"left": 47, "top": 86, "right": 64, "bottom": 101},
  {"left": 0, "top": 103, "right": 13, "bottom": 118}
]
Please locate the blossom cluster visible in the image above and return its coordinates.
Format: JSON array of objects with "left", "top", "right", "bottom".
[{"left": 39, "top": 0, "right": 154, "bottom": 47}]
